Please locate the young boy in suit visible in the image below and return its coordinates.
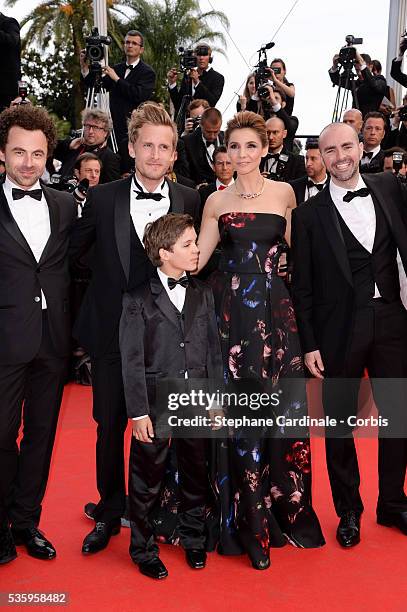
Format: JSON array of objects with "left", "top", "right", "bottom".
[{"left": 119, "top": 213, "right": 222, "bottom": 579}]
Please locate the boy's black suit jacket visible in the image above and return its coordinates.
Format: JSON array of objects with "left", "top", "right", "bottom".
[{"left": 120, "top": 275, "right": 223, "bottom": 419}]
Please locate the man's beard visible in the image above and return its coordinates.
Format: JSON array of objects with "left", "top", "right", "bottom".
[{"left": 330, "top": 159, "right": 359, "bottom": 183}]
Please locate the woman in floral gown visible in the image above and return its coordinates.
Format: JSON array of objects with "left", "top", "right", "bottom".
[{"left": 197, "top": 111, "right": 324, "bottom": 569}]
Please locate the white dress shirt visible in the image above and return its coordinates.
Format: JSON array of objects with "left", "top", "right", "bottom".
[
  {"left": 133, "top": 268, "right": 187, "bottom": 421},
  {"left": 216, "top": 178, "right": 234, "bottom": 190},
  {"left": 124, "top": 57, "right": 140, "bottom": 79},
  {"left": 3, "top": 176, "right": 50, "bottom": 309},
  {"left": 361, "top": 144, "right": 381, "bottom": 166},
  {"left": 330, "top": 176, "right": 380, "bottom": 297},
  {"left": 129, "top": 176, "right": 170, "bottom": 245},
  {"left": 264, "top": 145, "right": 283, "bottom": 174},
  {"left": 201, "top": 131, "right": 219, "bottom": 166},
  {"left": 306, "top": 176, "right": 328, "bottom": 200}
]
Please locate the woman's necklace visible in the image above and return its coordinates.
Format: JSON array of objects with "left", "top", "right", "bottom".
[{"left": 235, "top": 177, "right": 265, "bottom": 199}]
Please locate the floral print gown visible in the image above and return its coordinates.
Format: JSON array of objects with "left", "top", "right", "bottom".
[{"left": 209, "top": 212, "right": 325, "bottom": 562}]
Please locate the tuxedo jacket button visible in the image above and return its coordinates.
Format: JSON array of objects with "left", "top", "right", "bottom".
[
  {"left": 180, "top": 342, "right": 185, "bottom": 348},
  {"left": 34, "top": 296, "right": 41, "bottom": 303},
  {"left": 179, "top": 369, "right": 185, "bottom": 375}
]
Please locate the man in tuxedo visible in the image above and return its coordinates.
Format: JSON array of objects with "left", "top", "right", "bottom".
[
  {"left": 343, "top": 109, "right": 363, "bottom": 136},
  {"left": 290, "top": 139, "right": 328, "bottom": 205},
  {"left": 360, "top": 112, "right": 385, "bottom": 173},
  {"left": 69, "top": 102, "right": 200, "bottom": 555},
  {"left": 54, "top": 109, "right": 120, "bottom": 184},
  {"left": 182, "top": 107, "right": 224, "bottom": 186},
  {"left": 0, "top": 13, "right": 21, "bottom": 111},
  {"left": 260, "top": 116, "right": 306, "bottom": 182},
  {"left": 198, "top": 145, "right": 234, "bottom": 214},
  {"left": 81, "top": 30, "right": 155, "bottom": 145},
  {"left": 167, "top": 43, "right": 224, "bottom": 116},
  {"left": 0, "top": 104, "right": 76, "bottom": 564},
  {"left": 291, "top": 122, "right": 407, "bottom": 549},
  {"left": 120, "top": 213, "right": 223, "bottom": 579}
]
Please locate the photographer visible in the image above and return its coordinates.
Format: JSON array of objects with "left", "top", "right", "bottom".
[
  {"left": 261, "top": 85, "right": 298, "bottom": 151},
  {"left": 387, "top": 93, "right": 407, "bottom": 150},
  {"left": 182, "top": 98, "right": 210, "bottom": 136},
  {"left": 53, "top": 109, "right": 120, "bottom": 184},
  {"left": 81, "top": 30, "right": 155, "bottom": 145},
  {"left": 260, "top": 116, "right": 305, "bottom": 182},
  {"left": 329, "top": 50, "right": 387, "bottom": 117},
  {"left": 237, "top": 74, "right": 262, "bottom": 114},
  {"left": 390, "top": 35, "right": 407, "bottom": 88},
  {"left": 167, "top": 43, "right": 224, "bottom": 116},
  {"left": 269, "top": 58, "right": 295, "bottom": 115},
  {"left": 182, "top": 107, "right": 224, "bottom": 185},
  {"left": 0, "top": 12, "right": 21, "bottom": 111}
]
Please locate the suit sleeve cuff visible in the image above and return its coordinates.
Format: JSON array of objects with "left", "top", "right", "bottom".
[{"left": 132, "top": 415, "right": 148, "bottom": 421}]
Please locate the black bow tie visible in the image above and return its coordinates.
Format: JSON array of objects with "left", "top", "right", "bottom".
[
  {"left": 205, "top": 140, "right": 215, "bottom": 148},
  {"left": 12, "top": 188, "right": 42, "bottom": 201},
  {"left": 343, "top": 187, "right": 370, "bottom": 203},
  {"left": 265, "top": 153, "right": 279, "bottom": 161},
  {"left": 307, "top": 180, "right": 324, "bottom": 191},
  {"left": 134, "top": 191, "right": 164, "bottom": 201},
  {"left": 168, "top": 275, "right": 189, "bottom": 290},
  {"left": 133, "top": 176, "right": 165, "bottom": 201},
  {"left": 125, "top": 64, "right": 134, "bottom": 71},
  {"left": 362, "top": 151, "right": 374, "bottom": 159}
]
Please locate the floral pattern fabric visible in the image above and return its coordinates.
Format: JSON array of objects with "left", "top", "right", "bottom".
[{"left": 210, "top": 212, "right": 325, "bottom": 562}]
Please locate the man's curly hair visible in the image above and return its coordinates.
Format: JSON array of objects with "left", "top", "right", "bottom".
[{"left": 0, "top": 105, "right": 57, "bottom": 156}]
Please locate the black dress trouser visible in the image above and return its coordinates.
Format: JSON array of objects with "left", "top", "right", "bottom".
[
  {"left": 91, "top": 349, "right": 128, "bottom": 523},
  {"left": 0, "top": 312, "right": 67, "bottom": 529},
  {"left": 128, "top": 436, "right": 208, "bottom": 563},
  {"left": 324, "top": 299, "right": 407, "bottom": 517}
]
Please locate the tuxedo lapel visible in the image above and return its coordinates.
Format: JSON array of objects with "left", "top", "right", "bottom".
[
  {"left": 150, "top": 276, "right": 180, "bottom": 328},
  {"left": 114, "top": 177, "right": 133, "bottom": 284},
  {"left": 0, "top": 187, "right": 37, "bottom": 262},
  {"left": 316, "top": 190, "right": 353, "bottom": 286},
  {"left": 167, "top": 179, "right": 185, "bottom": 214},
  {"left": 38, "top": 185, "right": 60, "bottom": 264},
  {"left": 184, "top": 279, "right": 201, "bottom": 338},
  {"left": 363, "top": 174, "right": 394, "bottom": 233}
]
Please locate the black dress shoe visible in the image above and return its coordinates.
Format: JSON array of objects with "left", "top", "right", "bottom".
[
  {"left": 336, "top": 511, "right": 361, "bottom": 548},
  {"left": 138, "top": 557, "right": 168, "bottom": 580},
  {"left": 0, "top": 523, "right": 17, "bottom": 564},
  {"left": 82, "top": 520, "right": 121, "bottom": 554},
  {"left": 185, "top": 549, "right": 207, "bottom": 569},
  {"left": 377, "top": 509, "right": 407, "bottom": 535},
  {"left": 12, "top": 527, "right": 56, "bottom": 560},
  {"left": 251, "top": 556, "right": 271, "bottom": 570}
]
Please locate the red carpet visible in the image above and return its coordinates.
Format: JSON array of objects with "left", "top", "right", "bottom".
[{"left": 2, "top": 384, "right": 407, "bottom": 611}]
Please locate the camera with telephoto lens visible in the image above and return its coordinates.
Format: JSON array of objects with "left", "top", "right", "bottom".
[
  {"left": 178, "top": 47, "right": 197, "bottom": 72},
  {"left": 17, "top": 80, "right": 30, "bottom": 104},
  {"left": 338, "top": 34, "right": 363, "bottom": 68},
  {"left": 268, "top": 153, "right": 289, "bottom": 182},
  {"left": 191, "top": 115, "right": 201, "bottom": 130},
  {"left": 399, "top": 106, "right": 407, "bottom": 121},
  {"left": 85, "top": 27, "right": 111, "bottom": 63}
]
